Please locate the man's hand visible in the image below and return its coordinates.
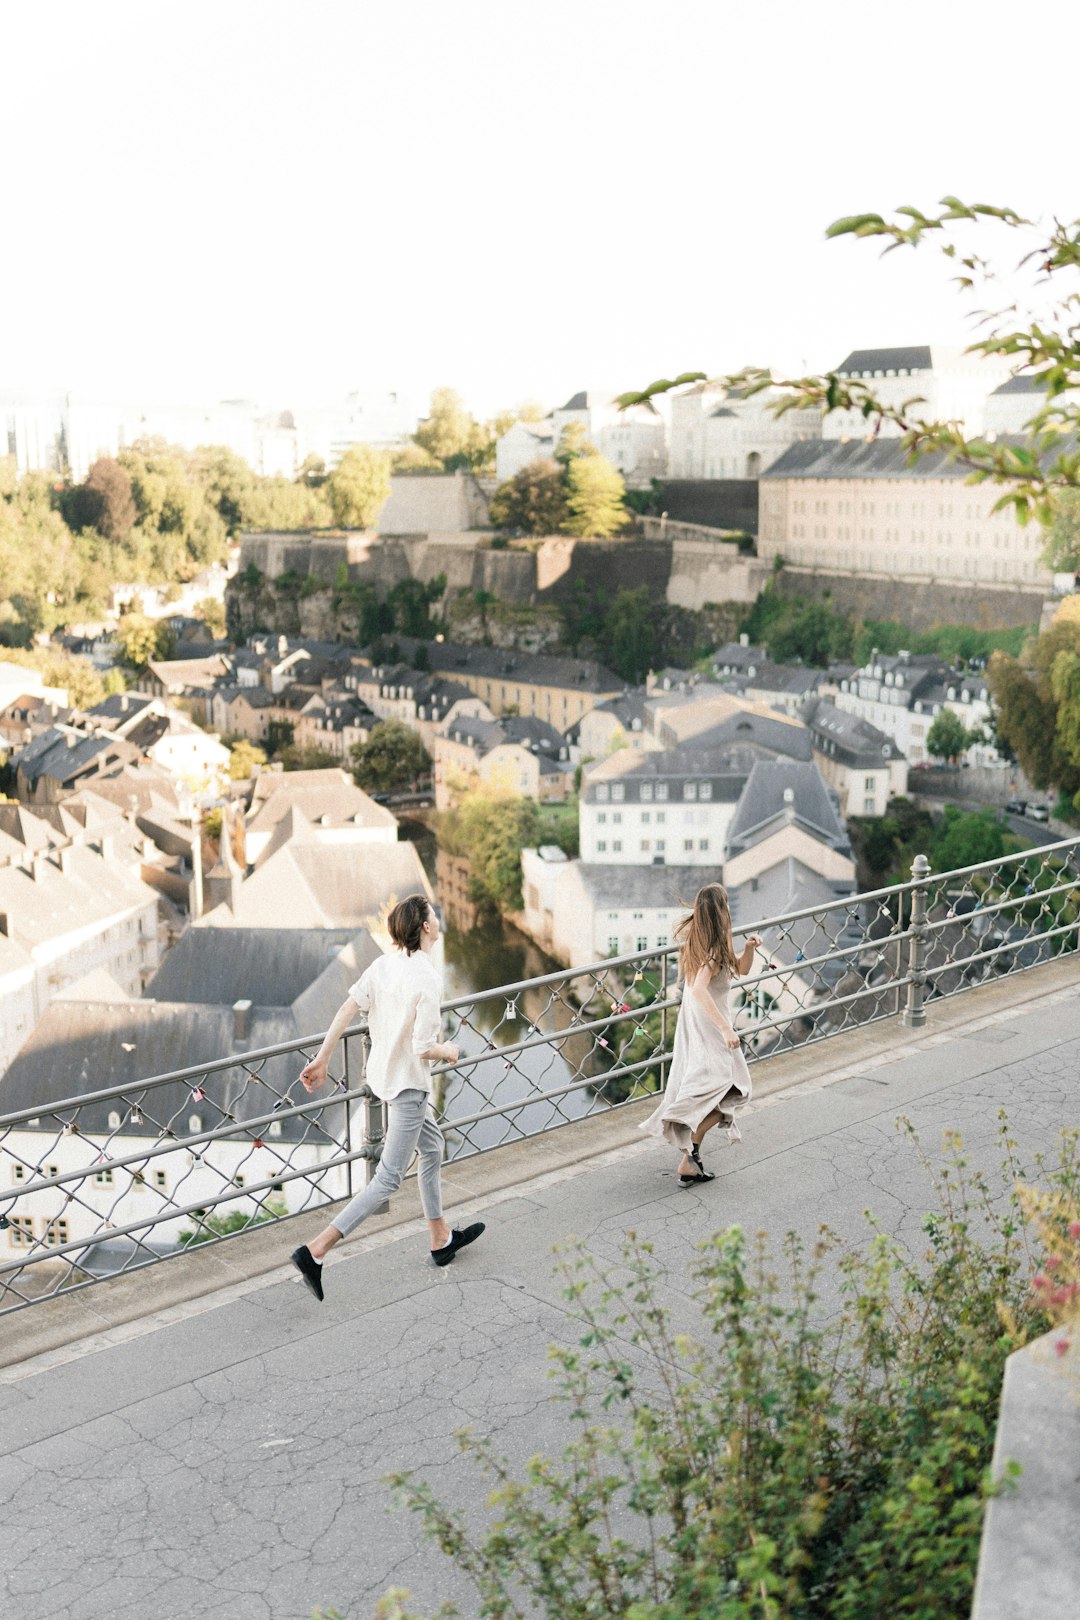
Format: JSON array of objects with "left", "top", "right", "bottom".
[
  {"left": 442, "top": 1041, "right": 460, "bottom": 1065},
  {"left": 300, "top": 1055, "right": 329, "bottom": 1093}
]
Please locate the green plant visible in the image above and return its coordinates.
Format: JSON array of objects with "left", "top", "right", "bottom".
[
  {"left": 178, "top": 1196, "right": 286, "bottom": 1248},
  {"left": 385, "top": 1118, "right": 1076, "bottom": 1619}
]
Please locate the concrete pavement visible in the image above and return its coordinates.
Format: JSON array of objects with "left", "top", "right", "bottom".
[{"left": 1, "top": 965, "right": 1078, "bottom": 1620}]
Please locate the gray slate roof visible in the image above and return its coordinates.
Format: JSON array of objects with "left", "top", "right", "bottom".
[
  {"left": 805, "top": 699, "right": 902, "bottom": 766},
  {"left": 145, "top": 928, "right": 373, "bottom": 1007},
  {"left": 726, "top": 761, "right": 849, "bottom": 855},
  {"left": 584, "top": 747, "right": 749, "bottom": 802},
  {"left": 659, "top": 708, "right": 813, "bottom": 762},
  {"left": 389, "top": 636, "right": 622, "bottom": 696},
  {"left": 992, "top": 373, "right": 1049, "bottom": 395},
  {"left": 577, "top": 863, "right": 722, "bottom": 911},
  {"left": 762, "top": 439, "right": 973, "bottom": 482},
  {"left": 834, "top": 347, "right": 932, "bottom": 375}
]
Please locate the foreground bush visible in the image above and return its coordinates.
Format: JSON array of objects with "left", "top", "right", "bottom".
[{"left": 380, "top": 1118, "right": 1077, "bottom": 1619}]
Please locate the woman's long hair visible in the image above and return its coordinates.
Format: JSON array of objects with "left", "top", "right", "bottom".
[{"left": 673, "top": 882, "right": 737, "bottom": 982}]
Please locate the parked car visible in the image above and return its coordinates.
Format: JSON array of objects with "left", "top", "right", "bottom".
[
  {"left": 1004, "top": 799, "right": 1027, "bottom": 815},
  {"left": 1027, "top": 804, "right": 1050, "bottom": 823}
]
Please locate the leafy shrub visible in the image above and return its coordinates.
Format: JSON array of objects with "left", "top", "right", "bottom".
[{"left": 382, "top": 1119, "right": 1078, "bottom": 1619}]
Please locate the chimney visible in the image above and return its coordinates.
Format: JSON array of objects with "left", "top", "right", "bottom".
[
  {"left": 58, "top": 845, "right": 74, "bottom": 876},
  {"left": 739, "top": 632, "right": 749, "bottom": 647},
  {"left": 97, "top": 835, "right": 114, "bottom": 863},
  {"left": 30, "top": 853, "right": 47, "bottom": 882},
  {"left": 233, "top": 999, "right": 253, "bottom": 1042}
]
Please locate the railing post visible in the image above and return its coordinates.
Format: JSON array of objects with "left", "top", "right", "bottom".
[
  {"left": 903, "top": 852, "right": 931, "bottom": 1028},
  {"left": 659, "top": 949, "right": 670, "bottom": 1086},
  {"left": 342, "top": 1033, "right": 354, "bottom": 1203}
]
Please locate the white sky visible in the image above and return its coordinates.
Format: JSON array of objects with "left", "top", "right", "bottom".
[{"left": 3, "top": 0, "right": 1077, "bottom": 421}]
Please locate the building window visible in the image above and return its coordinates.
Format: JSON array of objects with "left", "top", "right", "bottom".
[
  {"left": 596, "top": 812, "right": 607, "bottom": 823},
  {"left": 13, "top": 1165, "right": 24, "bottom": 1182},
  {"left": 188, "top": 1114, "right": 202, "bottom": 1133},
  {"left": 608, "top": 936, "right": 619, "bottom": 954},
  {"left": 640, "top": 840, "right": 651, "bottom": 853},
  {"left": 595, "top": 785, "right": 609, "bottom": 801},
  {"left": 699, "top": 782, "right": 713, "bottom": 800},
  {"left": 612, "top": 812, "right": 622, "bottom": 824},
  {"left": 640, "top": 783, "right": 653, "bottom": 801},
  {"left": 640, "top": 811, "right": 650, "bottom": 824},
  {"left": 612, "top": 840, "right": 622, "bottom": 853},
  {"left": 10, "top": 1217, "right": 34, "bottom": 1246},
  {"left": 656, "top": 812, "right": 665, "bottom": 825},
  {"left": 95, "top": 1169, "right": 114, "bottom": 1186},
  {"left": 683, "top": 783, "right": 697, "bottom": 800},
  {"left": 155, "top": 1170, "right": 167, "bottom": 1189},
  {"left": 269, "top": 1122, "right": 282, "bottom": 1138},
  {"left": 636, "top": 936, "right": 648, "bottom": 951},
  {"left": 233, "top": 1175, "right": 245, "bottom": 1189},
  {"left": 864, "top": 797, "right": 875, "bottom": 814},
  {"left": 611, "top": 785, "right": 625, "bottom": 801},
  {"left": 656, "top": 839, "right": 665, "bottom": 852},
  {"left": 108, "top": 1110, "right": 121, "bottom": 1130},
  {"left": 655, "top": 784, "right": 669, "bottom": 801},
  {"left": 597, "top": 840, "right": 607, "bottom": 852},
  {"left": 45, "top": 1220, "right": 69, "bottom": 1247},
  {"left": 864, "top": 776, "right": 876, "bottom": 791},
  {"left": 684, "top": 838, "right": 695, "bottom": 852},
  {"left": 699, "top": 839, "right": 709, "bottom": 851}
]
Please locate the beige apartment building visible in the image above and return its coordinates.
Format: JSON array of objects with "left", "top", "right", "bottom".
[{"left": 759, "top": 441, "right": 1053, "bottom": 589}]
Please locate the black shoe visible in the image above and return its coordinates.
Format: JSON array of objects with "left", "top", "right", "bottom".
[
  {"left": 678, "top": 1144, "right": 716, "bottom": 1188},
  {"left": 290, "top": 1245, "right": 325, "bottom": 1302},
  {"left": 431, "top": 1222, "right": 486, "bottom": 1267}
]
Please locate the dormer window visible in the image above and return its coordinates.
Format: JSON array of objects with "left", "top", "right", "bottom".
[
  {"left": 640, "top": 783, "right": 653, "bottom": 801},
  {"left": 947, "top": 687, "right": 956, "bottom": 700},
  {"left": 683, "top": 783, "right": 697, "bottom": 801},
  {"left": 595, "top": 785, "right": 609, "bottom": 801},
  {"left": 885, "top": 673, "right": 893, "bottom": 686},
  {"left": 699, "top": 782, "right": 713, "bottom": 800},
  {"left": 611, "top": 784, "right": 625, "bottom": 802},
  {"left": 655, "top": 783, "right": 669, "bottom": 801}
]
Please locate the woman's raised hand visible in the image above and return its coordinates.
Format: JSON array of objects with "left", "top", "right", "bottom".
[{"left": 300, "top": 1055, "right": 329, "bottom": 1092}]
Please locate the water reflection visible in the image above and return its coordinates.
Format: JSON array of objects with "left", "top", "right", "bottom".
[{"left": 439, "top": 917, "right": 609, "bottom": 1154}]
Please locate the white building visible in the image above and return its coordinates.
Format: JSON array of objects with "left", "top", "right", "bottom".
[
  {"left": 832, "top": 652, "right": 998, "bottom": 768},
  {"left": 759, "top": 438, "right": 1053, "bottom": 590},
  {"left": 669, "top": 382, "right": 821, "bottom": 479},
  {"left": 580, "top": 748, "right": 747, "bottom": 867},
  {"left": 243, "top": 769, "right": 398, "bottom": 864},
  {"left": 820, "top": 346, "right": 1011, "bottom": 441},
  {"left": 550, "top": 390, "right": 667, "bottom": 487},
  {"left": 0, "top": 821, "right": 161, "bottom": 1076},
  {"left": 804, "top": 699, "right": 908, "bottom": 817},
  {"left": 495, "top": 420, "right": 557, "bottom": 484}
]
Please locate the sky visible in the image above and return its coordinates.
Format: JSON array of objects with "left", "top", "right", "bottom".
[{"left": 3, "top": 0, "right": 1078, "bottom": 422}]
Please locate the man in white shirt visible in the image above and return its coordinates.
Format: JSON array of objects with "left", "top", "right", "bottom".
[{"left": 289, "top": 894, "right": 485, "bottom": 1302}]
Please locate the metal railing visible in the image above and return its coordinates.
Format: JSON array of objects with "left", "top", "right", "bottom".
[{"left": 2, "top": 836, "right": 1078, "bottom": 1317}]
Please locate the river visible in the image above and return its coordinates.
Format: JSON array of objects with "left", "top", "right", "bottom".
[{"left": 402, "top": 823, "right": 610, "bottom": 1155}]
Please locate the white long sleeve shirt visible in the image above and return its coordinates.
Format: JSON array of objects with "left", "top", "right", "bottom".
[{"left": 347, "top": 950, "right": 444, "bottom": 1101}]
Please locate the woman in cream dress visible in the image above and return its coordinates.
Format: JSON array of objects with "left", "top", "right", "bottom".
[{"left": 640, "top": 883, "right": 760, "bottom": 1185}]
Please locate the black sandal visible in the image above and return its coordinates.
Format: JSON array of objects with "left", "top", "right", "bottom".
[{"left": 678, "top": 1143, "right": 716, "bottom": 1186}]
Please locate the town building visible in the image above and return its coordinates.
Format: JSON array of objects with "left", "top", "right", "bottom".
[
  {"left": 0, "top": 815, "right": 161, "bottom": 1075},
  {"left": 386, "top": 638, "right": 624, "bottom": 729},
  {"left": 433, "top": 714, "right": 572, "bottom": 810},
  {"left": 242, "top": 768, "right": 398, "bottom": 863},
  {"left": 758, "top": 438, "right": 1053, "bottom": 590},
  {"left": 803, "top": 699, "right": 908, "bottom": 817},
  {"left": 495, "top": 420, "right": 556, "bottom": 484},
  {"left": 832, "top": 651, "right": 997, "bottom": 767},
  {"left": 548, "top": 391, "right": 667, "bottom": 486},
  {"left": 669, "top": 382, "right": 820, "bottom": 479},
  {"left": 819, "top": 346, "right": 1010, "bottom": 442},
  {"left": 521, "top": 846, "right": 719, "bottom": 968},
  {"left": 579, "top": 748, "right": 750, "bottom": 866}
]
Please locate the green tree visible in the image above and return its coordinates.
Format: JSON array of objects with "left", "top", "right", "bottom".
[
  {"left": 279, "top": 742, "right": 342, "bottom": 771},
  {"left": 926, "top": 706, "right": 971, "bottom": 763},
  {"left": 75, "top": 457, "right": 136, "bottom": 540},
  {"left": 436, "top": 793, "right": 542, "bottom": 912},
  {"left": 1042, "top": 489, "right": 1080, "bottom": 574},
  {"left": 930, "top": 804, "right": 1016, "bottom": 870},
  {"left": 553, "top": 420, "right": 596, "bottom": 466},
  {"left": 326, "top": 445, "right": 392, "bottom": 529},
  {"left": 228, "top": 739, "right": 267, "bottom": 780},
  {"left": 413, "top": 388, "right": 486, "bottom": 470},
  {"left": 113, "top": 613, "right": 173, "bottom": 669},
  {"left": 350, "top": 720, "right": 429, "bottom": 794},
  {"left": 603, "top": 586, "right": 659, "bottom": 682},
  {"left": 489, "top": 460, "right": 568, "bottom": 536},
  {"left": 297, "top": 453, "right": 327, "bottom": 488},
  {"left": 390, "top": 443, "right": 441, "bottom": 473},
  {"left": 194, "top": 596, "right": 226, "bottom": 637},
  {"left": 562, "top": 454, "right": 627, "bottom": 539}
]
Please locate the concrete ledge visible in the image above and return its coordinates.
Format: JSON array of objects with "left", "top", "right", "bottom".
[
  {"left": 972, "top": 1331, "right": 1080, "bottom": 1618},
  {"left": 4, "top": 955, "right": 1076, "bottom": 1372}
]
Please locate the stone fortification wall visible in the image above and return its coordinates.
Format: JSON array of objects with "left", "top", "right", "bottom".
[
  {"left": 775, "top": 565, "right": 1046, "bottom": 632},
  {"left": 667, "top": 539, "right": 771, "bottom": 609}
]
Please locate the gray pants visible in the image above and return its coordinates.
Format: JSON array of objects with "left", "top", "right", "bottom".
[{"left": 332, "top": 1088, "right": 444, "bottom": 1237}]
